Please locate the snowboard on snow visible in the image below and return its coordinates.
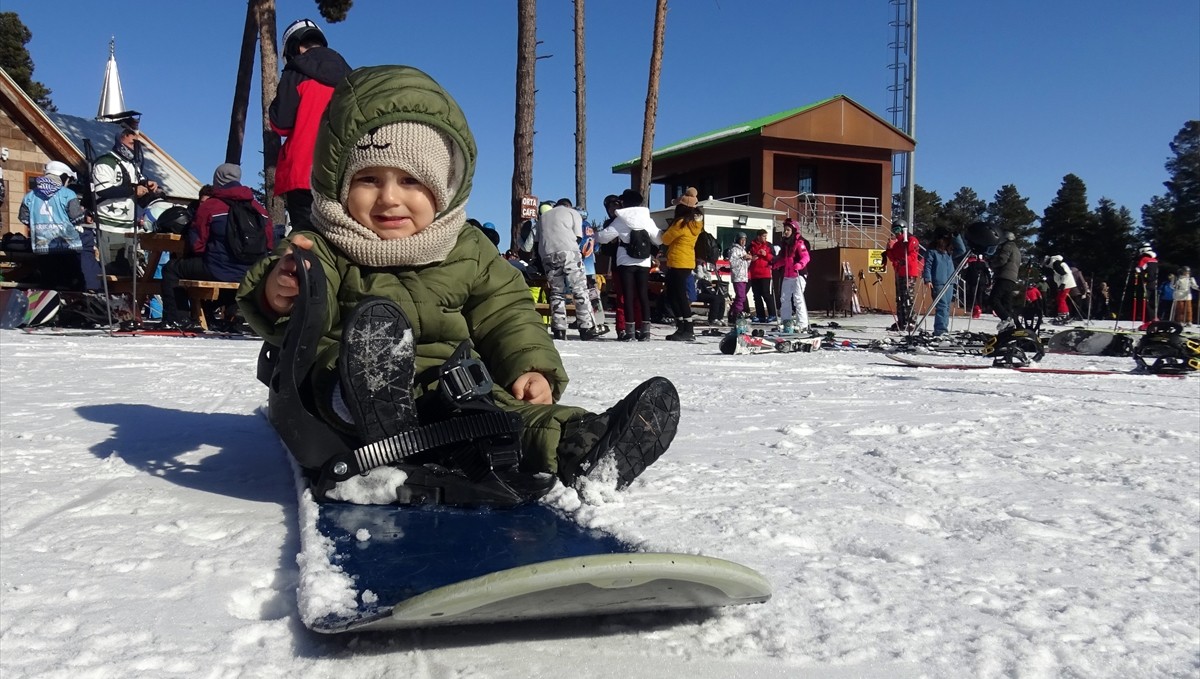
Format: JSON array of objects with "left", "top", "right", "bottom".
[
  {"left": 297, "top": 493, "right": 772, "bottom": 634},
  {"left": 268, "top": 249, "right": 771, "bottom": 634},
  {"left": 0, "top": 289, "right": 29, "bottom": 329},
  {"left": 719, "top": 330, "right": 822, "bottom": 355},
  {"left": 883, "top": 352, "right": 1185, "bottom": 377},
  {"left": 1045, "top": 327, "right": 1136, "bottom": 356}
]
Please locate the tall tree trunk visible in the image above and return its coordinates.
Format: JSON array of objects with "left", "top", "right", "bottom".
[
  {"left": 638, "top": 0, "right": 667, "bottom": 203},
  {"left": 573, "top": 0, "right": 586, "bottom": 211},
  {"left": 511, "top": 0, "right": 537, "bottom": 253},
  {"left": 254, "top": 0, "right": 285, "bottom": 225},
  {"left": 225, "top": 1, "right": 258, "bottom": 165}
]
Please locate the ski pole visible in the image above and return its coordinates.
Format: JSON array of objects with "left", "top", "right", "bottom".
[
  {"left": 1113, "top": 263, "right": 1133, "bottom": 331},
  {"left": 83, "top": 138, "right": 115, "bottom": 331},
  {"left": 909, "top": 254, "right": 971, "bottom": 337}
]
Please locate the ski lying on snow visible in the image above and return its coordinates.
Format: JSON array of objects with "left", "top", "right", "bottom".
[
  {"left": 884, "top": 353, "right": 1185, "bottom": 377},
  {"left": 300, "top": 498, "right": 772, "bottom": 633}
]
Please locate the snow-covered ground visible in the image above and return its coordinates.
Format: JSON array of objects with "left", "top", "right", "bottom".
[{"left": 2, "top": 314, "right": 1198, "bottom": 679}]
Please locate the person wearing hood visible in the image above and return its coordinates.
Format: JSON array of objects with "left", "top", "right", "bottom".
[
  {"left": 239, "top": 65, "right": 680, "bottom": 501},
  {"left": 270, "top": 18, "right": 352, "bottom": 233},
  {"left": 596, "top": 188, "right": 662, "bottom": 341},
  {"left": 160, "top": 163, "right": 273, "bottom": 327}
]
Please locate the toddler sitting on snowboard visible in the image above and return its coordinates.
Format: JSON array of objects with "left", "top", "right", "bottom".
[{"left": 237, "top": 65, "right": 678, "bottom": 503}]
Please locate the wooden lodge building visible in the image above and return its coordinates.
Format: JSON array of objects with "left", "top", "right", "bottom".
[{"left": 613, "top": 95, "right": 915, "bottom": 313}]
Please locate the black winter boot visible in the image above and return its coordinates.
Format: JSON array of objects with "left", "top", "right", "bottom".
[
  {"left": 339, "top": 298, "right": 418, "bottom": 443},
  {"left": 665, "top": 319, "right": 695, "bottom": 342},
  {"left": 635, "top": 321, "right": 652, "bottom": 341},
  {"left": 556, "top": 377, "right": 680, "bottom": 489}
]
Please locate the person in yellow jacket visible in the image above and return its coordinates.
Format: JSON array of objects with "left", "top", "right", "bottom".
[{"left": 660, "top": 187, "right": 704, "bottom": 341}]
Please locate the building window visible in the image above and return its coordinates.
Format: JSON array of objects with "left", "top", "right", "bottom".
[{"left": 798, "top": 166, "right": 815, "bottom": 194}]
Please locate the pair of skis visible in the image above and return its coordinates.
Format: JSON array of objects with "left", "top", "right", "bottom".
[{"left": 884, "top": 353, "right": 1187, "bottom": 377}]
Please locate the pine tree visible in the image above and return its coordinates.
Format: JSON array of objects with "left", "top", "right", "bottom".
[
  {"left": 897, "top": 184, "right": 945, "bottom": 237},
  {"left": 1038, "top": 174, "right": 1095, "bottom": 263},
  {"left": 1085, "top": 198, "right": 1138, "bottom": 290},
  {"left": 315, "top": 0, "right": 353, "bottom": 22},
  {"left": 0, "top": 12, "right": 55, "bottom": 111},
  {"left": 985, "top": 184, "right": 1038, "bottom": 253},
  {"left": 1141, "top": 121, "right": 1200, "bottom": 272},
  {"left": 941, "top": 187, "right": 986, "bottom": 233}
]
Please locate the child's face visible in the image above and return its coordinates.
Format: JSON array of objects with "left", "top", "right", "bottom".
[{"left": 346, "top": 166, "right": 436, "bottom": 239}]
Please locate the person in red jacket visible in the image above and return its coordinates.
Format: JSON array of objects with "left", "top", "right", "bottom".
[
  {"left": 269, "top": 19, "right": 351, "bottom": 233},
  {"left": 883, "top": 221, "right": 922, "bottom": 331},
  {"left": 161, "top": 164, "right": 273, "bottom": 328},
  {"left": 748, "top": 229, "right": 776, "bottom": 322}
]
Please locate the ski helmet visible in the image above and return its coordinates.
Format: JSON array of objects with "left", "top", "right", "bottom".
[
  {"left": 154, "top": 206, "right": 192, "bottom": 235},
  {"left": 282, "top": 19, "right": 328, "bottom": 63},
  {"left": 891, "top": 219, "right": 907, "bottom": 235},
  {"left": 1138, "top": 243, "right": 1154, "bottom": 255},
  {"left": 45, "top": 160, "right": 76, "bottom": 181}
]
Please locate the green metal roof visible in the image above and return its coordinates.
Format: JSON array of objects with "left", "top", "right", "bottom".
[{"left": 613, "top": 94, "right": 905, "bottom": 172}]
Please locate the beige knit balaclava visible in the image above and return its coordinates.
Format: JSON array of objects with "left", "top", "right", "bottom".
[{"left": 311, "top": 121, "right": 466, "bottom": 267}]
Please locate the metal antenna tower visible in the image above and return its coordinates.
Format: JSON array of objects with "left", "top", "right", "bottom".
[{"left": 887, "top": 0, "right": 915, "bottom": 224}]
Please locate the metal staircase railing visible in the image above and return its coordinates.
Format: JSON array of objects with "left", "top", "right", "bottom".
[{"left": 766, "top": 192, "right": 891, "bottom": 250}]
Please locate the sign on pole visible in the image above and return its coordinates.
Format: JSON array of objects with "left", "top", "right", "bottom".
[{"left": 520, "top": 195, "right": 539, "bottom": 220}]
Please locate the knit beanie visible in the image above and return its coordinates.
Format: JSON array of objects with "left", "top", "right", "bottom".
[
  {"left": 677, "top": 187, "right": 699, "bottom": 208},
  {"left": 311, "top": 121, "right": 467, "bottom": 267}
]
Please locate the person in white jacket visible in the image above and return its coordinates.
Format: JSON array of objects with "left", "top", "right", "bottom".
[
  {"left": 1045, "top": 255, "right": 1077, "bottom": 321},
  {"left": 596, "top": 189, "right": 661, "bottom": 341},
  {"left": 1172, "top": 266, "right": 1199, "bottom": 325}
]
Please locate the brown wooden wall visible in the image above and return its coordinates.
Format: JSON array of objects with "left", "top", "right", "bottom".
[{"left": 0, "top": 107, "right": 53, "bottom": 237}]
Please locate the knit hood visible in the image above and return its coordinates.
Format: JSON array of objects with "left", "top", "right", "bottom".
[{"left": 309, "top": 65, "right": 477, "bottom": 267}]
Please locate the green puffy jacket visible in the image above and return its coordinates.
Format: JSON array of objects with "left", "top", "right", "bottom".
[{"left": 238, "top": 66, "right": 587, "bottom": 473}]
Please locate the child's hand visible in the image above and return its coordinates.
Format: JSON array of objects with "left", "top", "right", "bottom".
[
  {"left": 263, "top": 234, "right": 314, "bottom": 316},
  {"left": 510, "top": 372, "right": 553, "bottom": 404}
]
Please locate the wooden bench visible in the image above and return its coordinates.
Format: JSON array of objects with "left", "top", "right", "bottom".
[{"left": 179, "top": 280, "right": 240, "bottom": 330}]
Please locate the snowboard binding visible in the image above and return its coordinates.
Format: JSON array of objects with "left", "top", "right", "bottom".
[
  {"left": 983, "top": 327, "right": 1045, "bottom": 368},
  {"left": 257, "top": 249, "right": 547, "bottom": 506},
  {"left": 1133, "top": 321, "right": 1199, "bottom": 374}
]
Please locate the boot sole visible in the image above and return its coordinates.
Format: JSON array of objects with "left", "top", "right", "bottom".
[
  {"left": 339, "top": 298, "right": 417, "bottom": 443},
  {"left": 606, "top": 377, "right": 680, "bottom": 489}
]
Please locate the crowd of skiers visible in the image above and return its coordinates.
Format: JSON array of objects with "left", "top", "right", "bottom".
[{"left": 882, "top": 221, "right": 1198, "bottom": 334}]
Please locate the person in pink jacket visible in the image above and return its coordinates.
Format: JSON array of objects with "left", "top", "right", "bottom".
[{"left": 772, "top": 218, "right": 810, "bottom": 332}]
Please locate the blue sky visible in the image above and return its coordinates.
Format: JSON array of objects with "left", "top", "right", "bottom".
[{"left": 7, "top": 1, "right": 1199, "bottom": 248}]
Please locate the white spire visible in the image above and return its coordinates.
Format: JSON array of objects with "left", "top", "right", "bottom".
[{"left": 96, "top": 38, "right": 127, "bottom": 120}]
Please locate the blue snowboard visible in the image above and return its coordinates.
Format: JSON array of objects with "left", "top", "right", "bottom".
[{"left": 303, "top": 500, "right": 772, "bottom": 633}]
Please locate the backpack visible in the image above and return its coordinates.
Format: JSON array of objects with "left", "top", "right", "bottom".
[
  {"left": 694, "top": 229, "right": 719, "bottom": 264},
  {"left": 224, "top": 199, "right": 269, "bottom": 264},
  {"left": 623, "top": 229, "right": 654, "bottom": 259}
]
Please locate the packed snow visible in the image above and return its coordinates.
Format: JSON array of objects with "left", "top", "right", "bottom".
[{"left": 1, "top": 314, "right": 1198, "bottom": 678}]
